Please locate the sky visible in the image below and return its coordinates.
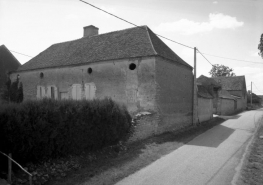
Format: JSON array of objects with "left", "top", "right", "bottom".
[{"left": 0, "top": 0, "right": 263, "bottom": 94}]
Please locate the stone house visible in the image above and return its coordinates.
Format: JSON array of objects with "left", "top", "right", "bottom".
[
  {"left": 0, "top": 45, "right": 21, "bottom": 103},
  {"left": 212, "top": 76, "right": 247, "bottom": 112},
  {"left": 216, "top": 89, "right": 239, "bottom": 115},
  {"left": 10, "top": 25, "right": 194, "bottom": 140},
  {"left": 197, "top": 75, "right": 221, "bottom": 114}
]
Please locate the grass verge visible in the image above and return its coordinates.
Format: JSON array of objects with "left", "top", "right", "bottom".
[{"left": 237, "top": 117, "right": 263, "bottom": 185}]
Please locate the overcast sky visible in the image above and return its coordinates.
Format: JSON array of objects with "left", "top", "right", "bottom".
[{"left": 0, "top": 0, "right": 263, "bottom": 94}]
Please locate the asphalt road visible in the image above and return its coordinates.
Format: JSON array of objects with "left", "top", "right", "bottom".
[{"left": 115, "top": 109, "right": 263, "bottom": 185}]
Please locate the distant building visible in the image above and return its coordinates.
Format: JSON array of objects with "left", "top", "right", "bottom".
[
  {"left": 0, "top": 45, "right": 21, "bottom": 103},
  {"left": 10, "top": 25, "right": 194, "bottom": 140},
  {"left": 212, "top": 76, "right": 247, "bottom": 112},
  {"left": 197, "top": 75, "right": 247, "bottom": 116},
  {"left": 197, "top": 75, "right": 221, "bottom": 114}
]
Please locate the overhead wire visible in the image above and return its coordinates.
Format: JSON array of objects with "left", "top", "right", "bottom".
[
  {"left": 199, "top": 53, "right": 263, "bottom": 65},
  {"left": 10, "top": 50, "right": 33, "bottom": 58},
  {"left": 79, "top": 0, "right": 194, "bottom": 49},
  {"left": 253, "top": 82, "right": 263, "bottom": 94},
  {"left": 196, "top": 49, "right": 214, "bottom": 66},
  {"left": 79, "top": 0, "right": 263, "bottom": 66}
]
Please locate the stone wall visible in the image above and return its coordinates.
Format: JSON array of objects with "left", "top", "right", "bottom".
[
  {"left": 11, "top": 56, "right": 194, "bottom": 142},
  {"left": 10, "top": 57, "right": 157, "bottom": 114},
  {"left": 198, "top": 97, "right": 213, "bottom": 122},
  {"left": 219, "top": 98, "right": 235, "bottom": 115},
  {"left": 155, "top": 56, "right": 193, "bottom": 134}
]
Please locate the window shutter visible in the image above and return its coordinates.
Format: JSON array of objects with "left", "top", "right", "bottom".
[
  {"left": 90, "top": 83, "right": 96, "bottom": 99},
  {"left": 85, "top": 83, "right": 96, "bottom": 100},
  {"left": 85, "top": 84, "right": 90, "bottom": 100},
  {"left": 72, "top": 85, "right": 77, "bottom": 100},
  {"left": 46, "top": 86, "right": 51, "bottom": 98},
  {"left": 41, "top": 86, "right": 46, "bottom": 98},
  {"left": 54, "top": 86, "right": 58, "bottom": 100},
  {"left": 37, "top": 86, "right": 40, "bottom": 99}
]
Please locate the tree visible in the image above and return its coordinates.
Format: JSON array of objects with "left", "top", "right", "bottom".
[
  {"left": 1, "top": 78, "right": 23, "bottom": 103},
  {"left": 258, "top": 33, "right": 263, "bottom": 58},
  {"left": 209, "top": 64, "right": 236, "bottom": 77}
]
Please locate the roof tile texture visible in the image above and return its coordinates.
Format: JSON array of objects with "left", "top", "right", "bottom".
[{"left": 18, "top": 26, "right": 191, "bottom": 71}]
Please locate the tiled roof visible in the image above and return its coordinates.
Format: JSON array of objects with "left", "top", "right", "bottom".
[
  {"left": 197, "top": 75, "right": 221, "bottom": 87},
  {"left": 197, "top": 85, "right": 213, "bottom": 99},
  {"left": 212, "top": 76, "right": 246, "bottom": 91},
  {"left": 218, "top": 89, "right": 235, "bottom": 100},
  {"left": 18, "top": 26, "right": 192, "bottom": 71}
]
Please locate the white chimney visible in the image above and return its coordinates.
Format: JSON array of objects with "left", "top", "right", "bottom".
[{"left": 83, "top": 25, "right": 99, "bottom": 37}]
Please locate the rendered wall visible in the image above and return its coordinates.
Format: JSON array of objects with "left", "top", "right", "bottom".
[
  {"left": 10, "top": 57, "right": 157, "bottom": 114},
  {"left": 198, "top": 97, "right": 213, "bottom": 122},
  {"left": 155, "top": 56, "right": 193, "bottom": 134},
  {"left": 219, "top": 98, "right": 235, "bottom": 115},
  {"left": 228, "top": 90, "right": 247, "bottom": 110},
  {"left": 11, "top": 57, "right": 159, "bottom": 142}
]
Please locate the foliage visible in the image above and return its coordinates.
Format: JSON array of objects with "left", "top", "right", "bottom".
[
  {"left": 209, "top": 64, "right": 236, "bottom": 77},
  {"left": 0, "top": 98, "right": 132, "bottom": 166},
  {"left": 1, "top": 78, "right": 23, "bottom": 103},
  {"left": 258, "top": 33, "right": 263, "bottom": 58},
  {"left": 247, "top": 93, "right": 262, "bottom": 104}
]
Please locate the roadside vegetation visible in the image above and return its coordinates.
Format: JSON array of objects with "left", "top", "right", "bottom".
[
  {"left": 0, "top": 98, "right": 226, "bottom": 185},
  {"left": 0, "top": 98, "right": 131, "bottom": 185},
  {"left": 237, "top": 116, "right": 263, "bottom": 185}
]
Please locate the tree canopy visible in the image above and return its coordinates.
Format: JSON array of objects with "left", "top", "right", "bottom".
[
  {"left": 258, "top": 33, "right": 263, "bottom": 58},
  {"left": 209, "top": 64, "right": 236, "bottom": 77}
]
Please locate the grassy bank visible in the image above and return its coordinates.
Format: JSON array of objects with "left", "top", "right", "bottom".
[{"left": 237, "top": 116, "right": 263, "bottom": 185}]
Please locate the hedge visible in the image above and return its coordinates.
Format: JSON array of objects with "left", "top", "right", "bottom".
[{"left": 0, "top": 98, "right": 132, "bottom": 165}]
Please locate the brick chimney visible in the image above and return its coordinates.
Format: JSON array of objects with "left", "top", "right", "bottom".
[{"left": 83, "top": 25, "right": 99, "bottom": 37}]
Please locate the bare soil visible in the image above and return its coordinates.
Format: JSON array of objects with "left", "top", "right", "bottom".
[
  {"left": 237, "top": 117, "right": 263, "bottom": 185},
  {"left": 45, "top": 117, "right": 224, "bottom": 185}
]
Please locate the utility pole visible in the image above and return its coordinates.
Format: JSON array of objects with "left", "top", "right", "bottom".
[
  {"left": 193, "top": 47, "right": 197, "bottom": 126},
  {"left": 250, "top": 82, "right": 252, "bottom": 107}
]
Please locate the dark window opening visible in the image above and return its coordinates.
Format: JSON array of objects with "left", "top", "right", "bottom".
[
  {"left": 51, "top": 87, "right": 55, "bottom": 99},
  {"left": 129, "top": 63, "right": 136, "bottom": 70},
  {"left": 87, "top": 68, "right": 92, "bottom": 74},
  {"left": 40, "top": 72, "right": 44, "bottom": 78}
]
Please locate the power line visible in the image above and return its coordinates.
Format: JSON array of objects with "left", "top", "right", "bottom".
[
  {"left": 200, "top": 53, "right": 263, "bottom": 65},
  {"left": 79, "top": 0, "right": 263, "bottom": 65},
  {"left": 10, "top": 50, "right": 33, "bottom": 58},
  {"left": 196, "top": 49, "right": 214, "bottom": 66},
  {"left": 79, "top": 0, "right": 194, "bottom": 49},
  {"left": 253, "top": 82, "right": 263, "bottom": 94}
]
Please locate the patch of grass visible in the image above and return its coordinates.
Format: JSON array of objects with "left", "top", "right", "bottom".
[
  {"left": 238, "top": 117, "right": 263, "bottom": 185},
  {"left": 45, "top": 117, "right": 224, "bottom": 185}
]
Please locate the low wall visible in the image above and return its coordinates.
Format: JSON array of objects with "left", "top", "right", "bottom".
[
  {"left": 198, "top": 97, "right": 213, "bottom": 122},
  {"left": 219, "top": 98, "right": 235, "bottom": 115}
]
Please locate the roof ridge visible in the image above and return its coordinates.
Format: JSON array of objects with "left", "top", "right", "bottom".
[
  {"left": 145, "top": 26, "right": 158, "bottom": 55},
  {"left": 213, "top": 75, "right": 245, "bottom": 78},
  {"left": 49, "top": 26, "right": 148, "bottom": 47}
]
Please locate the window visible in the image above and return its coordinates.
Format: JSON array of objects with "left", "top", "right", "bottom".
[
  {"left": 51, "top": 86, "right": 55, "bottom": 99},
  {"left": 37, "top": 85, "right": 58, "bottom": 99},
  {"left": 46, "top": 86, "right": 58, "bottom": 99},
  {"left": 37, "top": 86, "right": 46, "bottom": 99},
  {"left": 129, "top": 63, "right": 136, "bottom": 70},
  {"left": 85, "top": 83, "right": 96, "bottom": 100},
  {"left": 72, "top": 84, "right": 82, "bottom": 100},
  {"left": 87, "top": 67, "right": 92, "bottom": 74}
]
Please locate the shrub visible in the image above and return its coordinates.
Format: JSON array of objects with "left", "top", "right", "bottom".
[{"left": 0, "top": 98, "right": 131, "bottom": 165}]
